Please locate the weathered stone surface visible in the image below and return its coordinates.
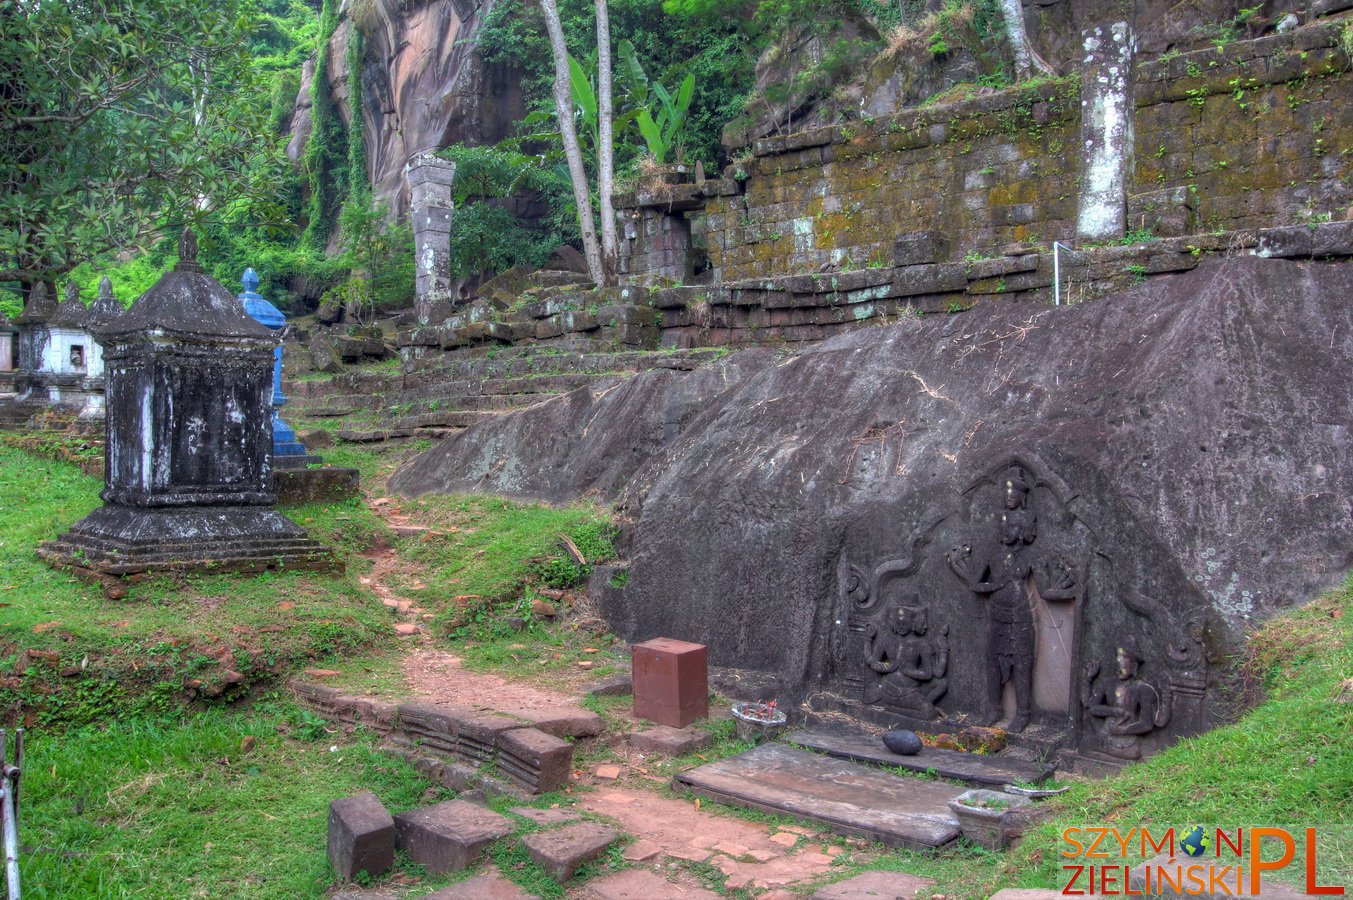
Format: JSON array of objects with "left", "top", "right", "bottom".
[
  {"left": 389, "top": 351, "right": 777, "bottom": 502},
  {"left": 303, "top": 1, "right": 526, "bottom": 218},
  {"left": 520, "top": 821, "right": 618, "bottom": 882},
  {"left": 393, "top": 800, "right": 513, "bottom": 874},
  {"left": 630, "top": 725, "right": 714, "bottom": 756},
  {"left": 810, "top": 870, "right": 935, "bottom": 900},
  {"left": 582, "top": 869, "right": 722, "bottom": 900},
  {"left": 675, "top": 744, "right": 961, "bottom": 851},
  {"left": 424, "top": 873, "right": 535, "bottom": 900},
  {"left": 791, "top": 729, "right": 1050, "bottom": 786},
  {"left": 328, "top": 792, "right": 395, "bottom": 881},
  {"left": 391, "top": 258, "right": 1353, "bottom": 760}
]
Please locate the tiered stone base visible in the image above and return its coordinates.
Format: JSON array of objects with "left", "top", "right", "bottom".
[{"left": 38, "top": 504, "right": 338, "bottom": 577}]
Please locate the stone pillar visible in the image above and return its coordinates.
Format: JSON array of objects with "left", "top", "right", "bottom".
[
  {"left": 38, "top": 231, "right": 335, "bottom": 578},
  {"left": 1077, "top": 21, "right": 1136, "bottom": 241},
  {"left": 406, "top": 152, "right": 456, "bottom": 325},
  {"left": 238, "top": 268, "right": 320, "bottom": 468}
]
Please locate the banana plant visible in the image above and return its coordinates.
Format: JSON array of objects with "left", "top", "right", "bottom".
[{"left": 636, "top": 71, "right": 695, "bottom": 164}]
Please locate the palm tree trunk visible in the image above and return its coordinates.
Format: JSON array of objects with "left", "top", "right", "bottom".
[
  {"left": 539, "top": 0, "right": 604, "bottom": 284},
  {"left": 595, "top": 0, "right": 618, "bottom": 284}
]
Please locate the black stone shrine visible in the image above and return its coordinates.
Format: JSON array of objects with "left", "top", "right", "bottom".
[{"left": 38, "top": 231, "right": 337, "bottom": 577}]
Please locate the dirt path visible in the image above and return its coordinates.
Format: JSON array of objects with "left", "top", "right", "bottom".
[{"left": 335, "top": 496, "right": 931, "bottom": 899}]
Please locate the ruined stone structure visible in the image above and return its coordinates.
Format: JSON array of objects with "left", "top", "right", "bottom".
[
  {"left": 12, "top": 279, "right": 123, "bottom": 417},
  {"left": 39, "top": 232, "right": 335, "bottom": 578},
  {"left": 407, "top": 152, "right": 456, "bottom": 324},
  {"left": 617, "top": 20, "right": 1353, "bottom": 284}
]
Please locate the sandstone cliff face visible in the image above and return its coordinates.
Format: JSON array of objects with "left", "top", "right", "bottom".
[{"left": 289, "top": 0, "right": 525, "bottom": 217}]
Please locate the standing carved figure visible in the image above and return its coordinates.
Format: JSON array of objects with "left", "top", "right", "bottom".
[
  {"left": 863, "top": 602, "right": 949, "bottom": 718},
  {"left": 948, "top": 465, "right": 1078, "bottom": 732}
]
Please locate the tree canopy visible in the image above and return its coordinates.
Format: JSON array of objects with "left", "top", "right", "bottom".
[{"left": 0, "top": 0, "right": 280, "bottom": 291}]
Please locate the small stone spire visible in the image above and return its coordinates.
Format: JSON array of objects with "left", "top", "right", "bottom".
[
  {"left": 176, "top": 228, "right": 203, "bottom": 273},
  {"left": 98, "top": 276, "right": 114, "bottom": 302},
  {"left": 65, "top": 282, "right": 80, "bottom": 305},
  {"left": 242, "top": 267, "right": 260, "bottom": 295}
]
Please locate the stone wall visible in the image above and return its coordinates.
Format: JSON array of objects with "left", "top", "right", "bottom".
[
  {"left": 617, "top": 20, "right": 1353, "bottom": 286},
  {"left": 1133, "top": 23, "right": 1353, "bottom": 234}
]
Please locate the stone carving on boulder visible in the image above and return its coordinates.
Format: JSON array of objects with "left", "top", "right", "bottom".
[
  {"left": 861, "top": 599, "right": 949, "bottom": 719},
  {"left": 947, "top": 462, "right": 1082, "bottom": 733},
  {"left": 1081, "top": 635, "right": 1171, "bottom": 760}
]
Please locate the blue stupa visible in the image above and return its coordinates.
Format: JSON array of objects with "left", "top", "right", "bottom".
[{"left": 238, "top": 268, "right": 320, "bottom": 468}]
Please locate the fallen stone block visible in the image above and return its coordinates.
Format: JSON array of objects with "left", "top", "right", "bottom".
[
  {"left": 393, "top": 799, "right": 513, "bottom": 874},
  {"left": 810, "top": 870, "right": 935, "bottom": 900},
  {"left": 327, "top": 791, "right": 395, "bottom": 881},
  {"left": 630, "top": 725, "right": 714, "bottom": 756},
  {"left": 497, "top": 727, "right": 574, "bottom": 793},
  {"left": 521, "top": 821, "right": 619, "bottom": 882}
]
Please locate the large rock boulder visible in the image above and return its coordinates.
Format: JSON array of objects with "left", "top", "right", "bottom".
[
  {"left": 391, "top": 258, "right": 1353, "bottom": 760},
  {"left": 291, "top": 0, "right": 526, "bottom": 218}
]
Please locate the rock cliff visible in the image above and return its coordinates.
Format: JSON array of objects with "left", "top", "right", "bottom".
[{"left": 288, "top": 0, "right": 525, "bottom": 217}]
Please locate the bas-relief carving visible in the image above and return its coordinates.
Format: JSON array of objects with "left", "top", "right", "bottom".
[
  {"left": 832, "top": 456, "right": 1213, "bottom": 761},
  {"left": 862, "top": 599, "right": 949, "bottom": 718},
  {"left": 947, "top": 463, "right": 1081, "bottom": 733}
]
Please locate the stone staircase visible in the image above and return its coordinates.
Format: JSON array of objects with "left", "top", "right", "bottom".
[{"left": 285, "top": 343, "right": 730, "bottom": 443}]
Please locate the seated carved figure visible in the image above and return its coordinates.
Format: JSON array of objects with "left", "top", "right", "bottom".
[
  {"left": 863, "top": 603, "right": 949, "bottom": 718},
  {"left": 1082, "top": 636, "right": 1172, "bottom": 759}
]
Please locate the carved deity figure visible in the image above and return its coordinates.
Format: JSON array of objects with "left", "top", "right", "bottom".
[
  {"left": 1082, "top": 636, "right": 1172, "bottom": 759},
  {"left": 863, "top": 602, "right": 949, "bottom": 718},
  {"left": 948, "top": 464, "right": 1078, "bottom": 732}
]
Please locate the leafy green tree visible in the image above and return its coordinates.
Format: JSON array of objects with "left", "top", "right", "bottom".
[{"left": 0, "top": 0, "right": 281, "bottom": 295}]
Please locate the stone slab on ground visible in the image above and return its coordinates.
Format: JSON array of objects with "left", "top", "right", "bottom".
[
  {"left": 505, "top": 706, "right": 606, "bottom": 738},
  {"left": 328, "top": 791, "right": 395, "bottom": 881},
  {"left": 520, "top": 821, "right": 619, "bottom": 882},
  {"left": 509, "top": 807, "right": 581, "bottom": 827},
  {"left": 673, "top": 743, "right": 962, "bottom": 851},
  {"left": 393, "top": 799, "right": 513, "bottom": 874},
  {"left": 582, "top": 869, "right": 723, "bottom": 900},
  {"left": 787, "top": 728, "right": 1055, "bottom": 787},
  {"left": 631, "top": 724, "right": 714, "bottom": 755},
  {"left": 810, "top": 870, "right": 935, "bottom": 900},
  {"left": 424, "top": 872, "right": 537, "bottom": 899}
]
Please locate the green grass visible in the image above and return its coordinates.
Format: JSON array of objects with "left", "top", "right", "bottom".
[
  {"left": 0, "top": 446, "right": 400, "bottom": 726},
  {"left": 16, "top": 704, "right": 457, "bottom": 899},
  {"left": 388, "top": 493, "right": 614, "bottom": 630}
]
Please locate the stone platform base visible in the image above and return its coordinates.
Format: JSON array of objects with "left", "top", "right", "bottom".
[
  {"left": 274, "top": 466, "right": 360, "bottom": 504},
  {"left": 38, "top": 504, "right": 338, "bottom": 577},
  {"left": 674, "top": 743, "right": 963, "bottom": 851}
]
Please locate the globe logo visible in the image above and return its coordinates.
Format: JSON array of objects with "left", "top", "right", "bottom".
[{"left": 1180, "top": 825, "right": 1212, "bottom": 858}]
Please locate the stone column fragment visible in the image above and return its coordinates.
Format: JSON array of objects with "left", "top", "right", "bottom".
[
  {"left": 406, "top": 152, "right": 456, "bottom": 324},
  {"left": 1077, "top": 22, "right": 1136, "bottom": 241}
]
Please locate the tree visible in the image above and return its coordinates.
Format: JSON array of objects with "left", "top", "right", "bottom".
[
  {"left": 998, "top": 0, "right": 1055, "bottom": 79},
  {"left": 539, "top": 0, "right": 607, "bottom": 285},
  {"left": 0, "top": 0, "right": 279, "bottom": 297}
]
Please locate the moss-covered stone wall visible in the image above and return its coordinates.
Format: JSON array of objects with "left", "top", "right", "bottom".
[
  {"left": 1133, "top": 22, "right": 1352, "bottom": 234},
  {"left": 639, "top": 20, "right": 1353, "bottom": 286}
]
